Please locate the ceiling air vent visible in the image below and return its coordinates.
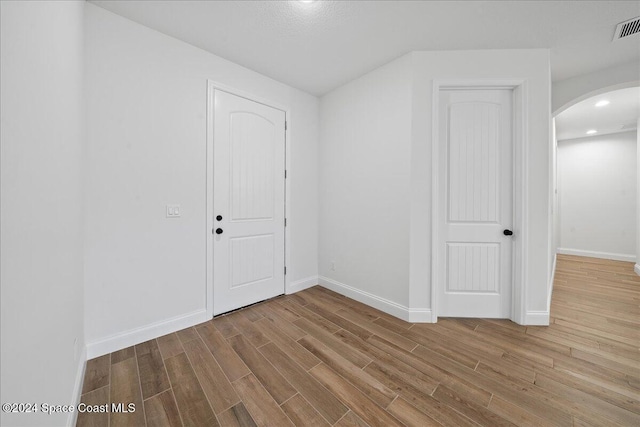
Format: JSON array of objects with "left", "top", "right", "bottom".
[{"left": 613, "top": 16, "right": 640, "bottom": 40}]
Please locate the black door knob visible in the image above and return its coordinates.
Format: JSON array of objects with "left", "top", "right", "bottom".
[
  {"left": 215, "top": 228, "right": 223, "bottom": 235},
  {"left": 216, "top": 215, "right": 223, "bottom": 221},
  {"left": 503, "top": 229, "right": 513, "bottom": 236}
]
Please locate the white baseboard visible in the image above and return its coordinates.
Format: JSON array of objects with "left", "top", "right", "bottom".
[
  {"left": 524, "top": 310, "right": 550, "bottom": 326},
  {"left": 318, "top": 276, "right": 432, "bottom": 323},
  {"left": 548, "top": 253, "right": 557, "bottom": 313},
  {"left": 86, "top": 309, "right": 209, "bottom": 359},
  {"left": 68, "top": 346, "right": 87, "bottom": 427},
  {"left": 286, "top": 276, "right": 319, "bottom": 295},
  {"left": 406, "top": 308, "right": 433, "bottom": 323},
  {"left": 635, "top": 264, "right": 640, "bottom": 276},
  {"left": 556, "top": 248, "right": 636, "bottom": 263}
]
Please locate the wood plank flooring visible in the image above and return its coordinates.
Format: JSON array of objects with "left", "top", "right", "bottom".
[{"left": 77, "top": 254, "right": 640, "bottom": 426}]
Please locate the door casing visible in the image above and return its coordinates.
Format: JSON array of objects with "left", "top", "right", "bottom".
[
  {"left": 431, "top": 79, "right": 528, "bottom": 324},
  {"left": 206, "top": 80, "right": 291, "bottom": 319}
]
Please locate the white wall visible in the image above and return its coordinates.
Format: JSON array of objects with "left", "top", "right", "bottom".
[
  {"left": 552, "top": 119, "right": 560, "bottom": 253},
  {"left": 288, "top": 94, "right": 320, "bottom": 289},
  {"left": 1, "top": 1, "right": 86, "bottom": 426},
  {"left": 549, "top": 118, "right": 559, "bottom": 307},
  {"left": 637, "top": 120, "right": 640, "bottom": 275},
  {"left": 557, "top": 131, "right": 637, "bottom": 261},
  {"left": 319, "top": 54, "right": 413, "bottom": 309},
  {"left": 319, "top": 49, "right": 551, "bottom": 324},
  {"left": 84, "top": 4, "right": 319, "bottom": 356}
]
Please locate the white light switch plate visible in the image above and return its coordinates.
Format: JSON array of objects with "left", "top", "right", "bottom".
[{"left": 166, "top": 204, "right": 181, "bottom": 218}]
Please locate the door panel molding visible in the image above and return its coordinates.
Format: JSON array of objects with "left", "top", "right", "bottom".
[
  {"left": 206, "top": 80, "right": 291, "bottom": 318},
  {"left": 431, "top": 79, "right": 528, "bottom": 324}
]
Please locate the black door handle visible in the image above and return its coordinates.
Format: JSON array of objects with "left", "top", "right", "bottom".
[
  {"left": 503, "top": 229, "right": 513, "bottom": 236},
  {"left": 216, "top": 215, "right": 222, "bottom": 221},
  {"left": 215, "top": 228, "right": 223, "bottom": 235}
]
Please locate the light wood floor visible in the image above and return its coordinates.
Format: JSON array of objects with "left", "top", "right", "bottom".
[{"left": 77, "top": 254, "right": 640, "bottom": 427}]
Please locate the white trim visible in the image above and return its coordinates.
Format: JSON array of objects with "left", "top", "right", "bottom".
[
  {"left": 206, "top": 80, "right": 291, "bottom": 318},
  {"left": 407, "top": 308, "right": 433, "bottom": 323},
  {"left": 635, "top": 264, "right": 640, "bottom": 276},
  {"left": 67, "top": 346, "right": 87, "bottom": 427},
  {"left": 284, "top": 108, "right": 292, "bottom": 307},
  {"left": 431, "top": 79, "right": 528, "bottom": 324},
  {"left": 557, "top": 248, "right": 636, "bottom": 263},
  {"left": 286, "top": 276, "right": 319, "bottom": 294},
  {"left": 515, "top": 82, "right": 529, "bottom": 325},
  {"left": 206, "top": 82, "right": 215, "bottom": 318},
  {"left": 318, "top": 276, "right": 432, "bottom": 323},
  {"left": 430, "top": 81, "right": 439, "bottom": 321},
  {"left": 524, "top": 310, "right": 550, "bottom": 325},
  {"left": 86, "top": 309, "right": 208, "bottom": 359},
  {"left": 548, "top": 253, "right": 557, "bottom": 313},
  {"left": 207, "top": 81, "right": 290, "bottom": 113}
]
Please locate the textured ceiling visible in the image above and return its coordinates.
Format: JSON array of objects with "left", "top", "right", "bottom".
[
  {"left": 555, "top": 87, "right": 639, "bottom": 141},
  {"left": 90, "top": 0, "right": 640, "bottom": 96}
]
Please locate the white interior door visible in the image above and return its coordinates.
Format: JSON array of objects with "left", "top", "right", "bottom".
[
  {"left": 437, "top": 88, "right": 513, "bottom": 318},
  {"left": 213, "top": 90, "right": 285, "bottom": 315}
]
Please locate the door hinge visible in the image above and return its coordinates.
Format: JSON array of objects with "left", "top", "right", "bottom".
[
  {"left": 284, "top": 266, "right": 287, "bottom": 275},
  {"left": 285, "top": 121, "right": 288, "bottom": 131},
  {"left": 284, "top": 218, "right": 287, "bottom": 227},
  {"left": 284, "top": 170, "right": 287, "bottom": 179}
]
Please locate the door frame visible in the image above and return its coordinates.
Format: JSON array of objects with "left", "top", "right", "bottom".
[
  {"left": 431, "top": 79, "right": 528, "bottom": 324},
  {"left": 206, "top": 80, "right": 291, "bottom": 318}
]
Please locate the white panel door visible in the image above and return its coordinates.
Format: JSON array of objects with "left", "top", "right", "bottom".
[
  {"left": 213, "top": 90, "right": 285, "bottom": 315},
  {"left": 437, "top": 89, "right": 513, "bottom": 318}
]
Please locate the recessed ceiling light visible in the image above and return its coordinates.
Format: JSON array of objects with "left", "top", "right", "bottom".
[
  {"left": 595, "top": 100, "right": 610, "bottom": 107},
  {"left": 298, "top": 0, "right": 316, "bottom": 3},
  {"left": 586, "top": 129, "right": 598, "bottom": 135}
]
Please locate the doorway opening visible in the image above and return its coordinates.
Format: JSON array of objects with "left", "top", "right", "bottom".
[{"left": 552, "top": 86, "right": 639, "bottom": 265}]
